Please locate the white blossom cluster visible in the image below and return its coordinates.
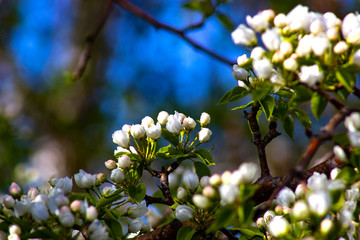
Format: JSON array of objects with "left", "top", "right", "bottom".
[
  {"left": 231, "top": 5, "right": 360, "bottom": 89},
  {"left": 1, "top": 180, "right": 109, "bottom": 240},
  {"left": 345, "top": 112, "right": 360, "bottom": 147},
  {"left": 257, "top": 171, "right": 360, "bottom": 239},
  {"left": 174, "top": 162, "right": 259, "bottom": 221}
]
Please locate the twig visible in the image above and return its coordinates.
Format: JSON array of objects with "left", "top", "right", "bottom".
[
  {"left": 115, "top": 0, "right": 234, "bottom": 66},
  {"left": 244, "top": 106, "right": 280, "bottom": 177},
  {"left": 220, "top": 228, "right": 237, "bottom": 240},
  {"left": 73, "top": 0, "right": 114, "bottom": 80}
]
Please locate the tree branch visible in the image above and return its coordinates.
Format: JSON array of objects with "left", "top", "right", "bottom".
[{"left": 115, "top": 0, "right": 234, "bottom": 66}]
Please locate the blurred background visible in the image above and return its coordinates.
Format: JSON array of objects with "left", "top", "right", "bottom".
[{"left": 0, "top": 0, "right": 359, "bottom": 190}]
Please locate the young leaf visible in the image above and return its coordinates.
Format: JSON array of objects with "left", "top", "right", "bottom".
[
  {"left": 259, "top": 95, "right": 275, "bottom": 120},
  {"left": 217, "top": 86, "right": 249, "bottom": 105},
  {"left": 291, "top": 85, "right": 312, "bottom": 106},
  {"left": 281, "top": 115, "right": 295, "bottom": 140},
  {"left": 311, "top": 92, "right": 328, "bottom": 120},
  {"left": 162, "top": 129, "right": 180, "bottom": 146},
  {"left": 156, "top": 145, "right": 187, "bottom": 159},
  {"left": 194, "top": 149, "right": 215, "bottom": 165},
  {"left": 291, "top": 108, "right": 312, "bottom": 128},
  {"left": 194, "top": 161, "right": 211, "bottom": 179},
  {"left": 176, "top": 226, "right": 196, "bottom": 240},
  {"left": 272, "top": 101, "right": 289, "bottom": 121},
  {"left": 206, "top": 207, "right": 236, "bottom": 233},
  {"left": 217, "top": 13, "right": 234, "bottom": 31},
  {"left": 182, "top": 0, "right": 212, "bottom": 15},
  {"left": 251, "top": 82, "right": 272, "bottom": 102},
  {"left": 128, "top": 183, "right": 146, "bottom": 203},
  {"left": 232, "top": 101, "right": 253, "bottom": 111},
  {"left": 335, "top": 67, "right": 355, "bottom": 93}
]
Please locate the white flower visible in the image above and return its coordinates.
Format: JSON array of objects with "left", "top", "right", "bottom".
[
  {"left": 9, "top": 225, "right": 21, "bottom": 235},
  {"left": 70, "top": 200, "right": 82, "bottom": 212},
  {"left": 320, "top": 218, "right": 334, "bottom": 235},
  {"left": 202, "top": 186, "right": 216, "bottom": 199},
  {"left": 262, "top": 28, "right": 281, "bottom": 51},
  {"left": 310, "top": 19, "right": 325, "bottom": 35},
  {"left": 183, "top": 117, "right": 196, "bottom": 130},
  {"left": 122, "top": 124, "right": 131, "bottom": 133},
  {"left": 291, "top": 200, "right": 309, "bottom": 220},
  {"left": 127, "top": 203, "right": 148, "bottom": 219},
  {"left": 299, "top": 65, "right": 323, "bottom": 87},
  {"left": 30, "top": 202, "right": 49, "bottom": 223},
  {"left": 334, "top": 41, "right": 349, "bottom": 55},
  {"left": 307, "top": 191, "right": 331, "bottom": 217},
  {"left": 296, "top": 34, "right": 313, "bottom": 57},
  {"left": 323, "top": 12, "right": 340, "bottom": 29},
  {"left": 231, "top": 65, "right": 248, "bottom": 81},
  {"left": 52, "top": 177, "right": 73, "bottom": 194},
  {"left": 221, "top": 171, "right": 232, "bottom": 185},
  {"left": 74, "top": 169, "right": 96, "bottom": 189},
  {"left": 345, "top": 112, "right": 360, "bottom": 132},
  {"left": 8, "top": 234, "right": 20, "bottom": 240},
  {"left": 175, "top": 205, "right": 193, "bottom": 221},
  {"left": 277, "top": 187, "right": 295, "bottom": 207},
  {"left": 274, "top": 13, "right": 287, "bottom": 28},
  {"left": 237, "top": 162, "right": 259, "bottom": 184},
  {"left": 246, "top": 12, "right": 269, "bottom": 32},
  {"left": 253, "top": 58, "right": 273, "bottom": 79},
  {"left": 264, "top": 210, "right": 275, "bottom": 224},
  {"left": 231, "top": 24, "right": 257, "bottom": 46},
  {"left": 268, "top": 216, "right": 291, "bottom": 237},
  {"left": 2, "top": 194, "right": 15, "bottom": 209},
  {"left": 112, "top": 130, "right": 130, "bottom": 148},
  {"left": 200, "top": 112, "right": 211, "bottom": 127},
  {"left": 114, "top": 146, "right": 130, "bottom": 155},
  {"left": 330, "top": 168, "right": 341, "bottom": 180},
  {"left": 251, "top": 46, "right": 265, "bottom": 60},
  {"left": 209, "top": 174, "right": 222, "bottom": 187},
  {"left": 166, "top": 114, "right": 183, "bottom": 134},
  {"left": 333, "top": 145, "right": 348, "bottom": 162},
  {"left": 237, "top": 54, "right": 249, "bottom": 66},
  {"left": 311, "top": 35, "right": 330, "bottom": 56},
  {"left": 58, "top": 206, "right": 75, "bottom": 227},
  {"left": 270, "top": 70, "right": 284, "bottom": 86},
  {"left": 177, "top": 187, "right": 187, "bottom": 202},
  {"left": 219, "top": 184, "right": 239, "bottom": 205},
  {"left": 14, "top": 197, "right": 31, "bottom": 217},
  {"left": 307, "top": 172, "right": 328, "bottom": 192},
  {"left": 279, "top": 41, "right": 293, "bottom": 56},
  {"left": 118, "top": 217, "right": 129, "bottom": 235},
  {"left": 200, "top": 176, "right": 210, "bottom": 188},
  {"left": 105, "top": 159, "right": 117, "bottom": 170},
  {"left": 346, "top": 186, "right": 360, "bottom": 202},
  {"left": 192, "top": 194, "right": 210, "bottom": 209},
  {"left": 87, "top": 220, "right": 109, "bottom": 240},
  {"left": 183, "top": 171, "right": 199, "bottom": 191},
  {"left": 283, "top": 58, "right": 298, "bottom": 72},
  {"left": 198, "top": 128, "right": 212, "bottom": 143},
  {"left": 110, "top": 169, "right": 125, "bottom": 184},
  {"left": 157, "top": 111, "right": 169, "bottom": 126},
  {"left": 342, "top": 13, "right": 360, "bottom": 39},
  {"left": 130, "top": 124, "right": 145, "bottom": 139},
  {"left": 86, "top": 206, "right": 98, "bottom": 222},
  {"left": 118, "top": 155, "right": 131, "bottom": 169},
  {"left": 327, "top": 27, "right": 339, "bottom": 41},
  {"left": 146, "top": 122, "right": 162, "bottom": 140},
  {"left": 141, "top": 116, "right": 155, "bottom": 129},
  {"left": 287, "top": 5, "right": 310, "bottom": 32}
]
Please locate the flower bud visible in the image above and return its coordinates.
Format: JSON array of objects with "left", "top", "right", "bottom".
[
  {"left": 291, "top": 200, "right": 309, "bottom": 220},
  {"left": 8, "top": 234, "right": 20, "bottom": 240},
  {"left": 30, "top": 202, "right": 49, "bottom": 223},
  {"left": 175, "top": 205, "right": 193, "bottom": 221},
  {"left": 326, "top": 27, "right": 339, "bottom": 41},
  {"left": 251, "top": 46, "right": 265, "bottom": 60},
  {"left": 131, "top": 124, "right": 146, "bottom": 139},
  {"left": 182, "top": 117, "right": 196, "bottom": 130},
  {"left": 221, "top": 171, "right": 232, "bottom": 185},
  {"left": 274, "top": 13, "right": 287, "bottom": 28},
  {"left": 86, "top": 206, "right": 98, "bottom": 222},
  {"left": 320, "top": 218, "right": 334, "bottom": 235},
  {"left": 105, "top": 160, "right": 117, "bottom": 170},
  {"left": 2, "top": 195, "right": 15, "bottom": 209},
  {"left": 231, "top": 24, "right": 257, "bottom": 46},
  {"left": 192, "top": 194, "right": 211, "bottom": 209},
  {"left": 102, "top": 186, "right": 115, "bottom": 195},
  {"left": 262, "top": 28, "right": 281, "bottom": 51},
  {"left": 347, "top": 28, "right": 360, "bottom": 45},
  {"left": 219, "top": 184, "right": 239, "bottom": 205},
  {"left": 146, "top": 122, "right": 162, "bottom": 140},
  {"left": 118, "top": 155, "right": 131, "bottom": 169},
  {"left": 202, "top": 186, "right": 217, "bottom": 199},
  {"left": 246, "top": 12, "right": 269, "bottom": 32},
  {"left": 198, "top": 128, "right": 212, "bottom": 143},
  {"left": 96, "top": 173, "right": 107, "bottom": 185},
  {"left": 295, "top": 182, "right": 308, "bottom": 198},
  {"left": 9, "top": 182, "right": 22, "bottom": 198},
  {"left": 122, "top": 124, "right": 131, "bottom": 133},
  {"left": 141, "top": 116, "right": 155, "bottom": 129},
  {"left": 274, "top": 205, "right": 283, "bottom": 215},
  {"left": 209, "top": 174, "right": 221, "bottom": 187},
  {"left": 237, "top": 162, "right": 259, "bottom": 184},
  {"left": 52, "top": 177, "right": 73, "bottom": 194},
  {"left": 177, "top": 187, "right": 187, "bottom": 202},
  {"left": 128, "top": 218, "right": 144, "bottom": 233},
  {"left": 58, "top": 206, "right": 75, "bottom": 227},
  {"left": 74, "top": 170, "right": 96, "bottom": 189},
  {"left": 264, "top": 210, "right": 275, "bottom": 224},
  {"left": 330, "top": 168, "right": 341, "bottom": 180},
  {"left": 27, "top": 186, "right": 40, "bottom": 201},
  {"left": 9, "top": 225, "right": 21, "bottom": 235},
  {"left": 166, "top": 115, "right": 183, "bottom": 134},
  {"left": 276, "top": 187, "right": 295, "bottom": 207},
  {"left": 333, "top": 145, "right": 348, "bottom": 162},
  {"left": 157, "top": 111, "right": 169, "bottom": 126},
  {"left": 110, "top": 169, "right": 125, "bottom": 184},
  {"left": 280, "top": 41, "right": 293, "bottom": 56},
  {"left": 268, "top": 216, "right": 291, "bottom": 237},
  {"left": 253, "top": 58, "right": 273, "bottom": 79},
  {"left": 112, "top": 130, "right": 130, "bottom": 148},
  {"left": 183, "top": 171, "right": 199, "bottom": 191},
  {"left": 200, "top": 176, "right": 210, "bottom": 188},
  {"left": 283, "top": 58, "right": 298, "bottom": 71},
  {"left": 231, "top": 65, "right": 248, "bottom": 81},
  {"left": 200, "top": 112, "right": 211, "bottom": 127},
  {"left": 333, "top": 41, "right": 348, "bottom": 54},
  {"left": 299, "top": 64, "right": 323, "bottom": 87},
  {"left": 307, "top": 192, "right": 331, "bottom": 217},
  {"left": 310, "top": 20, "right": 324, "bottom": 35},
  {"left": 256, "top": 217, "right": 265, "bottom": 230},
  {"left": 237, "top": 54, "right": 249, "bottom": 66},
  {"left": 70, "top": 200, "right": 82, "bottom": 212}
]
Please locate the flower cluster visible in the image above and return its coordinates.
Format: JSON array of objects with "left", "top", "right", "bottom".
[
  {"left": 256, "top": 171, "right": 360, "bottom": 239},
  {"left": 345, "top": 112, "right": 360, "bottom": 147},
  {"left": 231, "top": 4, "right": 360, "bottom": 93}
]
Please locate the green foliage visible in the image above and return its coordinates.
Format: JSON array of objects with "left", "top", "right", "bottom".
[
  {"left": 217, "top": 86, "right": 249, "bottom": 105},
  {"left": 177, "top": 226, "right": 196, "bottom": 240},
  {"left": 128, "top": 183, "right": 147, "bottom": 203},
  {"left": 311, "top": 92, "right": 328, "bottom": 120},
  {"left": 194, "top": 149, "right": 215, "bottom": 165}
]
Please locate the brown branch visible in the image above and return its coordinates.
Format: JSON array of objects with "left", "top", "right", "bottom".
[
  {"left": 133, "top": 219, "right": 182, "bottom": 240},
  {"left": 354, "top": 87, "right": 360, "bottom": 99},
  {"left": 115, "top": 0, "right": 234, "bottom": 66},
  {"left": 245, "top": 106, "right": 280, "bottom": 177},
  {"left": 73, "top": 0, "right": 114, "bottom": 80}
]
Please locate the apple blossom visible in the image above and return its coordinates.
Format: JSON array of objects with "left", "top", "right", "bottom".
[
  {"left": 183, "top": 117, "right": 196, "bottom": 130},
  {"left": 231, "top": 65, "right": 248, "bottom": 81},
  {"left": 320, "top": 218, "right": 334, "bottom": 235},
  {"left": 333, "top": 41, "right": 348, "bottom": 54},
  {"left": 251, "top": 46, "right": 265, "bottom": 60},
  {"left": 200, "top": 176, "right": 210, "bottom": 187},
  {"left": 30, "top": 202, "right": 49, "bottom": 223},
  {"left": 333, "top": 145, "right": 348, "bottom": 162},
  {"left": 237, "top": 54, "right": 249, "bottom": 66},
  {"left": 112, "top": 130, "right": 130, "bottom": 148},
  {"left": 307, "top": 191, "right": 331, "bottom": 217},
  {"left": 276, "top": 187, "right": 295, "bottom": 207},
  {"left": 246, "top": 12, "right": 269, "bottom": 32},
  {"left": 9, "top": 182, "right": 22, "bottom": 197},
  {"left": 231, "top": 24, "right": 257, "bottom": 46},
  {"left": 58, "top": 206, "right": 75, "bottom": 227},
  {"left": 87, "top": 220, "right": 109, "bottom": 240},
  {"left": 9, "top": 225, "right": 21, "bottom": 235},
  {"left": 177, "top": 187, "right": 187, "bottom": 202},
  {"left": 291, "top": 200, "right": 309, "bottom": 220},
  {"left": 262, "top": 28, "right": 281, "bottom": 51},
  {"left": 118, "top": 155, "right": 131, "bottom": 169},
  {"left": 283, "top": 57, "right": 298, "bottom": 71},
  {"left": 299, "top": 64, "right": 323, "bottom": 86},
  {"left": 273, "top": 13, "right": 287, "bottom": 28},
  {"left": 146, "top": 122, "right": 162, "bottom": 140},
  {"left": 219, "top": 184, "right": 239, "bottom": 205},
  {"left": 141, "top": 116, "right": 155, "bottom": 129},
  {"left": 110, "top": 169, "right": 125, "bottom": 184},
  {"left": 311, "top": 35, "right": 330, "bottom": 56},
  {"left": 2, "top": 195, "right": 15, "bottom": 209},
  {"left": 166, "top": 114, "right": 183, "bottom": 134},
  {"left": 183, "top": 171, "right": 199, "bottom": 191},
  {"left": 192, "top": 194, "right": 211, "bottom": 209},
  {"left": 287, "top": 5, "right": 310, "bottom": 32},
  {"left": 105, "top": 159, "right": 117, "bottom": 170},
  {"left": 198, "top": 128, "right": 212, "bottom": 143},
  {"left": 86, "top": 206, "right": 98, "bottom": 222},
  {"left": 175, "top": 205, "right": 193, "bottom": 221},
  {"left": 253, "top": 58, "right": 272, "bottom": 79},
  {"left": 157, "top": 111, "right": 169, "bottom": 126},
  {"left": 200, "top": 112, "right": 211, "bottom": 126},
  {"left": 268, "top": 216, "right": 291, "bottom": 237},
  {"left": 74, "top": 169, "right": 96, "bottom": 189},
  {"left": 130, "top": 124, "right": 145, "bottom": 139}
]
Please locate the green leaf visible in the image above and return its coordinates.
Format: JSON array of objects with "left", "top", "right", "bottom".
[
  {"left": 194, "top": 161, "right": 211, "bottom": 179},
  {"left": 232, "top": 101, "right": 253, "bottom": 111},
  {"left": 206, "top": 207, "right": 237, "bottom": 233},
  {"left": 231, "top": 226, "right": 264, "bottom": 238},
  {"left": 332, "top": 133, "right": 350, "bottom": 145},
  {"left": 252, "top": 82, "right": 272, "bottom": 102},
  {"left": 194, "top": 149, "right": 215, "bottom": 165},
  {"left": 97, "top": 189, "right": 125, "bottom": 208},
  {"left": 335, "top": 67, "right": 355, "bottom": 93},
  {"left": 22, "top": 230, "right": 58, "bottom": 239},
  {"left": 177, "top": 226, "right": 196, "bottom": 240},
  {"left": 292, "top": 108, "right": 312, "bottom": 128},
  {"left": 156, "top": 145, "right": 187, "bottom": 159},
  {"left": 162, "top": 129, "right": 180, "bottom": 146},
  {"left": 127, "top": 164, "right": 143, "bottom": 181},
  {"left": 128, "top": 183, "right": 146, "bottom": 203},
  {"left": 337, "top": 166, "right": 358, "bottom": 184},
  {"left": 259, "top": 95, "right": 275, "bottom": 120},
  {"left": 272, "top": 101, "right": 289, "bottom": 121},
  {"left": 311, "top": 92, "right": 328, "bottom": 120},
  {"left": 182, "top": 0, "right": 212, "bottom": 15},
  {"left": 217, "top": 13, "right": 234, "bottom": 31},
  {"left": 106, "top": 219, "right": 124, "bottom": 238},
  {"left": 217, "top": 87, "right": 249, "bottom": 105},
  {"left": 291, "top": 85, "right": 312, "bottom": 106},
  {"left": 275, "top": 89, "right": 294, "bottom": 99},
  {"left": 281, "top": 115, "right": 295, "bottom": 140}
]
